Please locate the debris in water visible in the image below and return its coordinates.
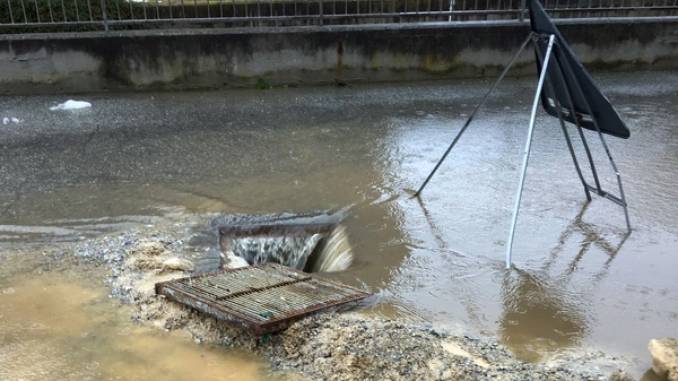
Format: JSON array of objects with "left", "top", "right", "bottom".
[
  {"left": 2, "top": 117, "right": 21, "bottom": 125},
  {"left": 155, "top": 263, "right": 370, "bottom": 335},
  {"left": 161, "top": 257, "right": 194, "bottom": 272},
  {"left": 49, "top": 100, "right": 92, "bottom": 111}
]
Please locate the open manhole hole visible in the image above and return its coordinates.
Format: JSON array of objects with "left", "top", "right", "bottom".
[
  {"left": 217, "top": 212, "right": 353, "bottom": 273},
  {"left": 156, "top": 212, "right": 369, "bottom": 334}
]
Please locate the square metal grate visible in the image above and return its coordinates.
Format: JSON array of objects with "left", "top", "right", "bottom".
[{"left": 155, "top": 263, "right": 370, "bottom": 335}]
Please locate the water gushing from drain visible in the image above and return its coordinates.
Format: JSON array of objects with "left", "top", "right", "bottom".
[{"left": 217, "top": 212, "right": 354, "bottom": 273}]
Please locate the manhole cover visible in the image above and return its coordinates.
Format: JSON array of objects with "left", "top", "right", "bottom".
[{"left": 155, "top": 263, "right": 370, "bottom": 335}]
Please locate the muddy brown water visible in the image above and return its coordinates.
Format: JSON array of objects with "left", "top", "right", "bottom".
[
  {"left": 1, "top": 71, "right": 677, "bottom": 379},
  {"left": 0, "top": 267, "right": 282, "bottom": 381}
]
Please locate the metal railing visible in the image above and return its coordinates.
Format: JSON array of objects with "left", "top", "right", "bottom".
[{"left": 1, "top": 0, "right": 677, "bottom": 32}]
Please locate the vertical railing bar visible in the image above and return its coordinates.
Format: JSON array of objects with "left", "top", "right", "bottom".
[
  {"left": 142, "top": 0, "right": 147, "bottom": 19},
  {"left": 232, "top": 0, "right": 235, "bottom": 18},
  {"left": 115, "top": 0, "right": 120, "bottom": 20},
  {"left": 20, "top": 0, "right": 28, "bottom": 23},
  {"left": 33, "top": 0, "right": 41, "bottom": 22},
  {"left": 100, "top": 0, "right": 108, "bottom": 30},
  {"left": 60, "top": 0, "right": 66, "bottom": 21},
  {"left": 87, "top": 0, "right": 94, "bottom": 21},
  {"left": 319, "top": 0, "right": 323, "bottom": 24},
  {"left": 47, "top": 0, "right": 54, "bottom": 21},
  {"left": 180, "top": 0, "right": 184, "bottom": 17},
  {"left": 219, "top": 0, "right": 223, "bottom": 17},
  {"left": 6, "top": 0, "right": 15, "bottom": 23},
  {"left": 72, "top": 0, "right": 79, "bottom": 22},
  {"left": 126, "top": 0, "right": 133, "bottom": 19},
  {"left": 206, "top": 0, "right": 210, "bottom": 18},
  {"left": 192, "top": 0, "right": 197, "bottom": 18},
  {"left": 156, "top": 0, "right": 160, "bottom": 19},
  {"left": 169, "top": 0, "right": 173, "bottom": 19}
]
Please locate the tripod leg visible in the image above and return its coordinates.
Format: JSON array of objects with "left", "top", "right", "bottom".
[
  {"left": 532, "top": 46, "right": 591, "bottom": 201},
  {"left": 505, "top": 34, "right": 556, "bottom": 269},
  {"left": 557, "top": 48, "right": 632, "bottom": 233},
  {"left": 414, "top": 33, "right": 534, "bottom": 198}
]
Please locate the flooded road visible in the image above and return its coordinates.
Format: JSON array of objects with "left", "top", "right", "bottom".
[
  {"left": 0, "top": 266, "right": 278, "bottom": 380},
  {"left": 1, "top": 70, "right": 677, "bottom": 378}
]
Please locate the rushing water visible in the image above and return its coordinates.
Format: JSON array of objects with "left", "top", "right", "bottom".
[{"left": 1, "top": 71, "right": 677, "bottom": 378}]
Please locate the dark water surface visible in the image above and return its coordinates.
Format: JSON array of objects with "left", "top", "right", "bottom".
[{"left": 1, "top": 71, "right": 677, "bottom": 377}]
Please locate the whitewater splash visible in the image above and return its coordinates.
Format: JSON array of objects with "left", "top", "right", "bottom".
[{"left": 215, "top": 212, "right": 353, "bottom": 273}]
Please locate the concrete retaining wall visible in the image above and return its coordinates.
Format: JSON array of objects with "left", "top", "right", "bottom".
[{"left": 1, "top": 17, "right": 677, "bottom": 93}]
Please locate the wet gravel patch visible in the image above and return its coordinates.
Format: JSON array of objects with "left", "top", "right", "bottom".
[{"left": 67, "top": 213, "right": 633, "bottom": 381}]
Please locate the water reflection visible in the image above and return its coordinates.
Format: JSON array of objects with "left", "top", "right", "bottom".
[
  {"left": 545, "top": 202, "right": 630, "bottom": 277},
  {"left": 499, "top": 268, "right": 587, "bottom": 361}
]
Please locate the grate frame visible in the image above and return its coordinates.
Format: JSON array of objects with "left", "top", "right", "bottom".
[{"left": 155, "top": 263, "right": 370, "bottom": 335}]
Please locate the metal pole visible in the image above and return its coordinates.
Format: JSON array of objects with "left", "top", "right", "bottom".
[
  {"left": 505, "top": 33, "right": 556, "bottom": 269},
  {"left": 549, "top": 45, "right": 602, "bottom": 192},
  {"left": 575, "top": 122, "right": 602, "bottom": 192},
  {"left": 533, "top": 44, "right": 591, "bottom": 201},
  {"left": 556, "top": 44, "right": 632, "bottom": 233},
  {"left": 100, "top": 0, "right": 109, "bottom": 30},
  {"left": 413, "top": 33, "right": 533, "bottom": 198}
]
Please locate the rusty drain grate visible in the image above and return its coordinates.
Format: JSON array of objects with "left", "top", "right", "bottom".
[{"left": 155, "top": 263, "right": 370, "bottom": 335}]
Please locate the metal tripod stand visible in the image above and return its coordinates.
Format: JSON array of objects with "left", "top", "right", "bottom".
[{"left": 413, "top": 32, "right": 632, "bottom": 269}]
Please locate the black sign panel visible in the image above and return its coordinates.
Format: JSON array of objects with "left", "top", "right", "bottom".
[{"left": 529, "top": 0, "right": 630, "bottom": 139}]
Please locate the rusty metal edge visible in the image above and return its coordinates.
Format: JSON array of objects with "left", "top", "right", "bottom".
[
  {"left": 218, "top": 222, "right": 338, "bottom": 237},
  {"left": 154, "top": 264, "right": 371, "bottom": 335},
  {"left": 155, "top": 281, "right": 261, "bottom": 329}
]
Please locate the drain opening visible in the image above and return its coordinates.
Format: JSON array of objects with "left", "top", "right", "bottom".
[{"left": 218, "top": 215, "right": 353, "bottom": 273}]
